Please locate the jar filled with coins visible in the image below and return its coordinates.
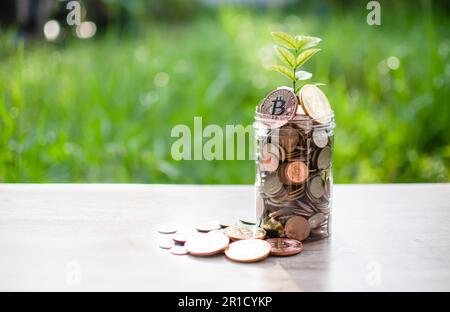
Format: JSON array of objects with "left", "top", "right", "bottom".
[{"left": 254, "top": 85, "right": 335, "bottom": 242}]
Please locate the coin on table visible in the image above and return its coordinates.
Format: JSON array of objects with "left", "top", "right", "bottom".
[
  {"left": 156, "top": 224, "right": 177, "bottom": 234},
  {"left": 284, "top": 216, "right": 311, "bottom": 241},
  {"left": 225, "top": 239, "right": 271, "bottom": 263},
  {"left": 256, "top": 89, "right": 298, "bottom": 128},
  {"left": 308, "top": 213, "right": 326, "bottom": 229},
  {"left": 196, "top": 221, "right": 222, "bottom": 233},
  {"left": 312, "top": 129, "right": 328, "bottom": 148},
  {"left": 265, "top": 238, "right": 303, "bottom": 256},
  {"left": 170, "top": 245, "right": 188, "bottom": 255},
  {"left": 224, "top": 226, "right": 266, "bottom": 241},
  {"left": 159, "top": 237, "right": 175, "bottom": 249},
  {"left": 260, "top": 152, "right": 279, "bottom": 172},
  {"left": 173, "top": 231, "right": 196, "bottom": 244},
  {"left": 317, "top": 146, "right": 332, "bottom": 170},
  {"left": 309, "top": 175, "right": 325, "bottom": 199},
  {"left": 239, "top": 217, "right": 256, "bottom": 225},
  {"left": 299, "top": 84, "right": 332, "bottom": 124},
  {"left": 184, "top": 233, "right": 229, "bottom": 256},
  {"left": 285, "top": 161, "right": 309, "bottom": 184}
]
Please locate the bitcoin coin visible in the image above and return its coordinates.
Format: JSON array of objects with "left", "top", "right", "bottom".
[
  {"left": 265, "top": 238, "right": 303, "bottom": 256},
  {"left": 256, "top": 89, "right": 298, "bottom": 128},
  {"left": 225, "top": 239, "right": 271, "bottom": 263}
]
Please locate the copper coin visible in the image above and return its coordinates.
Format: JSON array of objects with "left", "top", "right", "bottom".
[
  {"left": 224, "top": 226, "right": 266, "bottom": 241},
  {"left": 260, "top": 152, "right": 279, "bottom": 172},
  {"left": 299, "top": 84, "right": 333, "bottom": 124},
  {"left": 284, "top": 216, "right": 311, "bottom": 241},
  {"left": 196, "top": 221, "right": 222, "bottom": 233},
  {"left": 170, "top": 246, "right": 188, "bottom": 255},
  {"left": 256, "top": 89, "right": 298, "bottom": 128},
  {"left": 266, "top": 238, "right": 303, "bottom": 256},
  {"left": 285, "top": 161, "right": 309, "bottom": 184},
  {"left": 184, "top": 233, "right": 229, "bottom": 256},
  {"left": 278, "top": 128, "right": 299, "bottom": 153},
  {"left": 225, "top": 239, "right": 271, "bottom": 263}
]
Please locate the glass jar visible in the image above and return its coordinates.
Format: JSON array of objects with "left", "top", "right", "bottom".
[{"left": 254, "top": 113, "right": 335, "bottom": 242}]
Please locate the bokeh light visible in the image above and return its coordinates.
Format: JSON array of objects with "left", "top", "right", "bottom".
[{"left": 43, "top": 20, "right": 60, "bottom": 41}]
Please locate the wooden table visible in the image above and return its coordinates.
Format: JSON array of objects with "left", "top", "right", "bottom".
[{"left": 0, "top": 184, "right": 449, "bottom": 291}]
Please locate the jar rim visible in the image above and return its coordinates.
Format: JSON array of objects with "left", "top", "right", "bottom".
[{"left": 254, "top": 111, "right": 335, "bottom": 130}]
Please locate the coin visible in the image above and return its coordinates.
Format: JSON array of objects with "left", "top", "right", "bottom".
[
  {"left": 308, "top": 213, "right": 326, "bottom": 229},
  {"left": 284, "top": 216, "right": 311, "bottom": 241},
  {"left": 159, "top": 237, "right": 175, "bottom": 249},
  {"left": 170, "top": 246, "right": 188, "bottom": 255},
  {"left": 184, "top": 233, "right": 230, "bottom": 256},
  {"left": 317, "top": 146, "right": 332, "bottom": 170},
  {"left": 285, "top": 161, "right": 309, "bottom": 184},
  {"left": 299, "top": 84, "right": 332, "bottom": 124},
  {"left": 261, "top": 142, "right": 285, "bottom": 162},
  {"left": 196, "top": 221, "right": 222, "bottom": 233},
  {"left": 156, "top": 224, "right": 177, "bottom": 234},
  {"left": 239, "top": 217, "right": 256, "bottom": 225},
  {"left": 312, "top": 129, "right": 328, "bottom": 148},
  {"left": 225, "top": 239, "right": 271, "bottom": 263},
  {"left": 309, "top": 175, "right": 325, "bottom": 198},
  {"left": 278, "top": 128, "right": 299, "bottom": 153},
  {"left": 256, "top": 89, "right": 298, "bottom": 128},
  {"left": 260, "top": 152, "right": 279, "bottom": 172},
  {"left": 173, "top": 231, "right": 195, "bottom": 244},
  {"left": 265, "top": 238, "right": 303, "bottom": 256},
  {"left": 224, "top": 226, "right": 266, "bottom": 240},
  {"left": 263, "top": 173, "right": 283, "bottom": 196}
]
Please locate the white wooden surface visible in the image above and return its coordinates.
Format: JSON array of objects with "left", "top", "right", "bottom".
[{"left": 0, "top": 183, "right": 449, "bottom": 291}]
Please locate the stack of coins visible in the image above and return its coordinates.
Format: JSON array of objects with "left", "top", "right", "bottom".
[{"left": 255, "top": 85, "right": 334, "bottom": 242}]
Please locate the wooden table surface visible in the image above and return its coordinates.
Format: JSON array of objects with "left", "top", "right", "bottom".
[{"left": 0, "top": 183, "right": 449, "bottom": 292}]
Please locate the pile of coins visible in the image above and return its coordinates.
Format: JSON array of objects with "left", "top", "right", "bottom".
[
  {"left": 157, "top": 221, "right": 303, "bottom": 263},
  {"left": 255, "top": 84, "right": 334, "bottom": 242}
]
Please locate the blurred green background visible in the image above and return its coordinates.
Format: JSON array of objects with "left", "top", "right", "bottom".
[{"left": 0, "top": 0, "right": 449, "bottom": 184}]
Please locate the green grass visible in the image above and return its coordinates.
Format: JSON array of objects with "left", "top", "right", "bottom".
[{"left": 0, "top": 4, "right": 449, "bottom": 183}]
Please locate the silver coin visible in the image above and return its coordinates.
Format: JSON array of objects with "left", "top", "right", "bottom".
[
  {"left": 317, "top": 146, "right": 332, "bottom": 170},
  {"left": 156, "top": 224, "right": 177, "bottom": 234},
  {"left": 312, "top": 129, "right": 328, "bottom": 148},
  {"left": 263, "top": 173, "right": 283, "bottom": 196},
  {"left": 308, "top": 213, "right": 326, "bottom": 229},
  {"left": 170, "top": 246, "right": 188, "bottom": 255},
  {"left": 309, "top": 175, "right": 325, "bottom": 198}
]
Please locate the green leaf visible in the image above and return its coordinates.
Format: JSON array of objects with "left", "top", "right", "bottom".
[
  {"left": 270, "top": 65, "right": 295, "bottom": 81},
  {"left": 274, "top": 46, "right": 296, "bottom": 67},
  {"left": 296, "top": 48, "right": 321, "bottom": 68},
  {"left": 295, "top": 36, "right": 322, "bottom": 50},
  {"left": 271, "top": 32, "right": 297, "bottom": 50},
  {"left": 295, "top": 70, "right": 312, "bottom": 80}
]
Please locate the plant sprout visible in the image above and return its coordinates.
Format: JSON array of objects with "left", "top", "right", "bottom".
[{"left": 270, "top": 32, "right": 322, "bottom": 93}]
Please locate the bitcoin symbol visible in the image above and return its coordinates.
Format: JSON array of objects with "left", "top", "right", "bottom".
[{"left": 271, "top": 97, "right": 286, "bottom": 115}]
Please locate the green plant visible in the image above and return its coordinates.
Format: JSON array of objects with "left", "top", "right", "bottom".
[{"left": 270, "top": 32, "right": 321, "bottom": 93}]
